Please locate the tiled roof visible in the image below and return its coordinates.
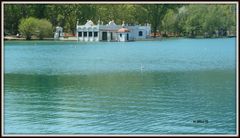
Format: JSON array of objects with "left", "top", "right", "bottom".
[{"left": 117, "top": 28, "right": 129, "bottom": 33}]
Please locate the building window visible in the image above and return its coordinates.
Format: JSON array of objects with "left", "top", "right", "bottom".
[
  {"left": 89, "top": 32, "right": 92, "bottom": 37},
  {"left": 84, "top": 32, "right": 87, "bottom": 37},
  {"left": 120, "top": 33, "right": 122, "bottom": 37},
  {"left": 78, "top": 32, "right": 82, "bottom": 37},
  {"left": 139, "top": 31, "right": 143, "bottom": 36},
  {"left": 94, "top": 32, "right": 98, "bottom": 37}
]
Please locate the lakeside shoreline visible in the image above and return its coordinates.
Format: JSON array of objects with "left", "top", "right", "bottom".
[{"left": 4, "top": 35, "right": 236, "bottom": 41}]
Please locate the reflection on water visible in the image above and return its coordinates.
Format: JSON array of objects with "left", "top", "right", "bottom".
[
  {"left": 5, "top": 70, "right": 236, "bottom": 134},
  {"left": 4, "top": 38, "right": 236, "bottom": 134}
]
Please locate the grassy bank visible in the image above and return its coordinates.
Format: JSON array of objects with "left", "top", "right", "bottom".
[{"left": 4, "top": 36, "right": 54, "bottom": 41}]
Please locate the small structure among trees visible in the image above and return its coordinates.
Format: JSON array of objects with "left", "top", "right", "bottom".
[{"left": 54, "top": 26, "right": 64, "bottom": 40}]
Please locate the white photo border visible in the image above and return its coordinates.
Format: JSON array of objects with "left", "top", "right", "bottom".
[{"left": 1, "top": 1, "right": 239, "bottom": 137}]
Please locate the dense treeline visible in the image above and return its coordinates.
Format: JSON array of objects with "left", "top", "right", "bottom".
[{"left": 4, "top": 4, "right": 236, "bottom": 38}]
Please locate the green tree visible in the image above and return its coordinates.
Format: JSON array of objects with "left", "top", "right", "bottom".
[
  {"left": 141, "top": 4, "right": 178, "bottom": 37},
  {"left": 33, "top": 4, "right": 46, "bottom": 19},
  {"left": 181, "top": 4, "right": 236, "bottom": 38},
  {"left": 161, "top": 9, "right": 177, "bottom": 36},
  {"left": 132, "top": 5, "right": 149, "bottom": 25},
  {"left": 175, "top": 6, "right": 188, "bottom": 36},
  {"left": 183, "top": 5, "right": 207, "bottom": 37},
  {"left": 36, "top": 19, "right": 53, "bottom": 39},
  {"left": 18, "top": 17, "right": 38, "bottom": 40}
]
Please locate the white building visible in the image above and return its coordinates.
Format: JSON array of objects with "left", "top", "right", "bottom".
[
  {"left": 76, "top": 20, "right": 151, "bottom": 42},
  {"left": 54, "top": 26, "right": 64, "bottom": 40}
]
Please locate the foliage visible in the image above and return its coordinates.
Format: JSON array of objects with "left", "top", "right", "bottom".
[
  {"left": 18, "top": 17, "right": 38, "bottom": 40},
  {"left": 18, "top": 17, "right": 53, "bottom": 40},
  {"left": 5, "top": 4, "right": 236, "bottom": 39},
  {"left": 161, "top": 9, "right": 177, "bottom": 36},
  {"left": 36, "top": 19, "right": 53, "bottom": 40},
  {"left": 160, "top": 4, "right": 236, "bottom": 37}
]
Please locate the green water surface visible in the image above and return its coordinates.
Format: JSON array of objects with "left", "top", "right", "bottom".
[{"left": 4, "top": 38, "right": 236, "bottom": 134}]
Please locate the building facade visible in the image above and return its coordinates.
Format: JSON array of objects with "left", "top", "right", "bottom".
[
  {"left": 54, "top": 26, "right": 64, "bottom": 40},
  {"left": 76, "top": 20, "right": 151, "bottom": 42}
]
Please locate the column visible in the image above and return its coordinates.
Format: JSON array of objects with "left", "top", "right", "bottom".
[
  {"left": 87, "top": 31, "right": 89, "bottom": 41},
  {"left": 81, "top": 31, "right": 83, "bottom": 41},
  {"left": 77, "top": 31, "right": 79, "bottom": 41},
  {"left": 92, "top": 31, "right": 94, "bottom": 41},
  {"left": 107, "top": 31, "right": 110, "bottom": 42},
  {"left": 98, "top": 31, "right": 101, "bottom": 41}
]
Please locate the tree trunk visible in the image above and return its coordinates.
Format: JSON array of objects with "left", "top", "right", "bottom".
[
  {"left": 26, "top": 36, "right": 31, "bottom": 40},
  {"left": 153, "top": 26, "right": 157, "bottom": 38}
]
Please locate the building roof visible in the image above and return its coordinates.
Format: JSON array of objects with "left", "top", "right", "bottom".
[
  {"left": 85, "top": 20, "right": 94, "bottom": 26},
  {"left": 108, "top": 20, "right": 116, "bottom": 26},
  {"left": 117, "top": 28, "right": 129, "bottom": 33}
]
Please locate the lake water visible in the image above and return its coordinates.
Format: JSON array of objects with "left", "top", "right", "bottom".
[{"left": 4, "top": 38, "right": 236, "bottom": 135}]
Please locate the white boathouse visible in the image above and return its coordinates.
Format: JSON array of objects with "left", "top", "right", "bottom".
[{"left": 76, "top": 20, "right": 151, "bottom": 42}]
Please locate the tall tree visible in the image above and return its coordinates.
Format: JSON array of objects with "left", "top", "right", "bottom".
[{"left": 141, "top": 4, "right": 177, "bottom": 37}]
